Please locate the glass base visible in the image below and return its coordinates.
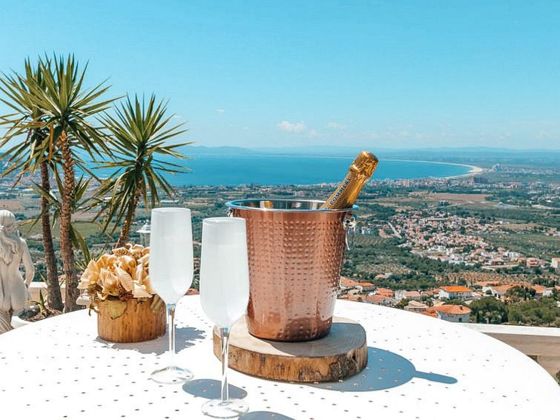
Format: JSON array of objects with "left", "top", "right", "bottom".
[
  {"left": 150, "top": 366, "right": 193, "bottom": 384},
  {"left": 201, "top": 399, "right": 249, "bottom": 418}
]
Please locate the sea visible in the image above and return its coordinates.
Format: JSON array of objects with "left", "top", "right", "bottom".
[{"left": 158, "top": 155, "right": 473, "bottom": 186}]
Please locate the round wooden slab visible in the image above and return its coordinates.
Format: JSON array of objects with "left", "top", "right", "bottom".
[{"left": 213, "top": 316, "right": 368, "bottom": 383}]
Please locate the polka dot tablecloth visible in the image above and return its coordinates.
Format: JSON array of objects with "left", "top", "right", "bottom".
[{"left": 0, "top": 296, "right": 558, "bottom": 420}]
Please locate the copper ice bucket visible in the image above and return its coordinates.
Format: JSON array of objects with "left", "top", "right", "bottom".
[{"left": 227, "top": 199, "right": 355, "bottom": 341}]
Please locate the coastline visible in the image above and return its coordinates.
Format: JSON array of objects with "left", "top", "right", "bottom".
[
  {"left": 165, "top": 157, "right": 484, "bottom": 187},
  {"left": 444, "top": 163, "right": 484, "bottom": 179},
  {"left": 380, "top": 158, "right": 484, "bottom": 180},
  {"left": 83, "top": 157, "right": 482, "bottom": 188},
  {"left": 127, "top": 156, "right": 483, "bottom": 188}
]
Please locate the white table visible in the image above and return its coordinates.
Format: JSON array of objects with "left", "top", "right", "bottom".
[{"left": 0, "top": 296, "right": 558, "bottom": 420}]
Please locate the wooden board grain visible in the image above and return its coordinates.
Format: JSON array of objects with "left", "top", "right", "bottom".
[{"left": 213, "top": 316, "right": 368, "bottom": 383}]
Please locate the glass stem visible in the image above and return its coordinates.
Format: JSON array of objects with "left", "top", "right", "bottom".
[
  {"left": 167, "top": 303, "right": 176, "bottom": 368},
  {"left": 220, "top": 327, "right": 230, "bottom": 402}
]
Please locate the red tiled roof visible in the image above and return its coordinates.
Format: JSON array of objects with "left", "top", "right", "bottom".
[
  {"left": 340, "top": 277, "right": 360, "bottom": 288},
  {"left": 491, "top": 284, "right": 515, "bottom": 295},
  {"left": 405, "top": 300, "right": 428, "bottom": 309},
  {"left": 440, "top": 286, "right": 472, "bottom": 293},
  {"left": 423, "top": 310, "right": 438, "bottom": 318},
  {"left": 376, "top": 288, "right": 394, "bottom": 297},
  {"left": 366, "top": 294, "right": 389, "bottom": 304},
  {"left": 490, "top": 282, "right": 548, "bottom": 296},
  {"left": 427, "top": 304, "right": 471, "bottom": 315},
  {"left": 346, "top": 294, "right": 364, "bottom": 302},
  {"left": 531, "top": 284, "right": 547, "bottom": 294}
]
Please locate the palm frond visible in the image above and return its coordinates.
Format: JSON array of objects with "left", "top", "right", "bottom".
[
  {"left": 96, "top": 94, "right": 190, "bottom": 238},
  {"left": 23, "top": 54, "right": 119, "bottom": 159}
]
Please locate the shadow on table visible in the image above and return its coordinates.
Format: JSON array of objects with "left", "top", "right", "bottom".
[
  {"left": 311, "top": 347, "right": 457, "bottom": 392},
  {"left": 182, "top": 381, "right": 293, "bottom": 420},
  {"left": 182, "top": 378, "right": 248, "bottom": 399},
  {"left": 239, "top": 412, "right": 295, "bottom": 419},
  {"left": 96, "top": 326, "right": 206, "bottom": 355}
]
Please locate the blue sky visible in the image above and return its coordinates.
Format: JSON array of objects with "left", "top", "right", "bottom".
[{"left": 1, "top": 0, "right": 559, "bottom": 149}]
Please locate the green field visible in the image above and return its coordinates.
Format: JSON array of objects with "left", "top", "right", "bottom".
[{"left": 483, "top": 232, "right": 560, "bottom": 260}]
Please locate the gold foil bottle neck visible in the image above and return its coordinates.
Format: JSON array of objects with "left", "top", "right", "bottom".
[
  {"left": 321, "top": 151, "right": 379, "bottom": 209},
  {"left": 350, "top": 151, "right": 378, "bottom": 178}
]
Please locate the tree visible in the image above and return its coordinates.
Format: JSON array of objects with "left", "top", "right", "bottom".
[
  {"left": 395, "top": 298, "right": 410, "bottom": 309},
  {"left": 506, "top": 286, "right": 536, "bottom": 302},
  {"left": 534, "top": 267, "right": 543, "bottom": 275},
  {"left": 469, "top": 297, "right": 508, "bottom": 324},
  {"left": 34, "top": 172, "right": 94, "bottom": 264},
  {"left": 0, "top": 59, "right": 63, "bottom": 310},
  {"left": 507, "top": 298, "right": 560, "bottom": 326},
  {"left": 97, "top": 95, "right": 188, "bottom": 247},
  {"left": 23, "top": 55, "right": 115, "bottom": 311},
  {"left": 444, "top": 298, "right": 466, "bottom": 306}
]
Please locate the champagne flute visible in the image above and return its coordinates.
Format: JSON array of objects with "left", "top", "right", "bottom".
[
  {"left": 200, "top": 217, "right": 250, "bottom": 418},
  {"left": 149, "top": 207, "right": 194, "bottom": 384}
]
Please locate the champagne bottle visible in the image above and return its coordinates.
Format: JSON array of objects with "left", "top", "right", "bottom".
[{"left": 320, "top": 151, "right": 379, "bottom": 209}]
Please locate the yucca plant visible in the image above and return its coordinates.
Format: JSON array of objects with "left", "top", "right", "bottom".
[
  {"left": 0, "top": 59, "right": 63, "bottom": 311},
  {"left": 97, "top": 95, "right": 189, "bottom": 247},
  {"left": 32, "top": 172, "right": 95, "bottom": 263},
  {"left": 21, "top": 55, "right": 116, "bottom": 311}
]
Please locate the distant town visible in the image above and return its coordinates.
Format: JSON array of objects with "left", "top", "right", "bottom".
[
  {"left": 338, "top": 162, "right": 560, "bottom": 326},
  {"left": 2, "top": 154, "right": 560, "bottom": 327}
]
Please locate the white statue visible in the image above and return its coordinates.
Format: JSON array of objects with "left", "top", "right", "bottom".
[{"left": 0, "top": 210, "right": 34, "bottom": 333}]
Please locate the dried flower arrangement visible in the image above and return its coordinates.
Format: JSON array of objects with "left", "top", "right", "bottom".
[{"left": 78, "top": 244, "right": 163, "bottom": 321}]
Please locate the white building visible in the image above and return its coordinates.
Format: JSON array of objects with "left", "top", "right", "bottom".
[
  {"left": 438, "top": 286, "right": 473, "bottom": 300},
  {"left": 404, "top": 300, "right": 429, "bottom": 313},
  {"left": 426, "top": 305, "right": 471, "bottom": 323},
  {"left": 395, "top": 290, "right": 422, "bottom": 301}
]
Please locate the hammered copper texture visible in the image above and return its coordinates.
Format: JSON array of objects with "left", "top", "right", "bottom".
[{"left": 232, "top": 207, "right": 348, "bottom": 341}]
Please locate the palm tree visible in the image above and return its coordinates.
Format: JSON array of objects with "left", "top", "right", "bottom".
[
  {"left": 97, "top": 95, "right": 189, "bottom": 247},
  {"left": 23, "top": 55, "right": 115, "bottom": 311},
  {"left": 33, "top": 172, "right": 95, "bottom": 264},
  {"left": 0, "top": 59, "right": 63, "bottom": 311}
]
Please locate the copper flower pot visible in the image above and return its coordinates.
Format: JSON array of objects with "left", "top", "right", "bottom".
[{"left": 227, "top": 199, "right": 355, "bottom": 341}]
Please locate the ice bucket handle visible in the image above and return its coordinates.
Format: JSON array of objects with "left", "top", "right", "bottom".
[{"left": 343, "top": 214, "right": 357, "bottom": 250}]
